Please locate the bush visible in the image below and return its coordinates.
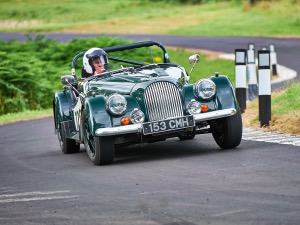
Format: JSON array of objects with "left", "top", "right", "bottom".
[{"left": 0, "top": 35, "right": 162, "bottom": 115}]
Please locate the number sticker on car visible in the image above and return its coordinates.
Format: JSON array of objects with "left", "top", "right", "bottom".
[{"left": 143, "top": 115, "right": 194, "bottom": 135}]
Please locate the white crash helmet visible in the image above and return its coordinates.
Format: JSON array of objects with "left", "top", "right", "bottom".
[{"left": 83, "top": 47, "right": 109, "bottom": 74}]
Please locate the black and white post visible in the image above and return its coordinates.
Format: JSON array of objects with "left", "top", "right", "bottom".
[
  {"left": 247, "top": 45, "right": 258, "bottom": 100},
  {"left": 235, "top": 49, "right": 247, "bottom": 113},
  {"left": 248, "top": 43, "right": 255, "bottom": 51},
  {"left": 258, "top": 50, "right": 271, "bottom": 127},
  {"left": 269, "top": 43, "right": 278, "bottom": 76}
]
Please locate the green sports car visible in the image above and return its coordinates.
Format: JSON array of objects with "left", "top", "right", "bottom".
[{"left": 53, "top": 41, "right": 242, "bottom": 166}]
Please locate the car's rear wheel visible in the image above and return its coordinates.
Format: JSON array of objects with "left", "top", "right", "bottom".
[
  {"left": 81, "top": 110, "right": 115, "bottom": 166},
  {"left": 55, "top": 110, "right": 80, "bottom": 154},
  {"left": 211, "top": 108, "right": 242, "bottom": 149}
]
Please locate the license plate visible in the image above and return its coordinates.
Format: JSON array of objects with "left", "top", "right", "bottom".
[{"left": 143, "top": 115, "right": 194, "bottom": 135}]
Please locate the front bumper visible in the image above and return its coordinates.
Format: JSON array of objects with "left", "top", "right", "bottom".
[{"left": 95, "top": 108, "right": 237, "bottom": 136}]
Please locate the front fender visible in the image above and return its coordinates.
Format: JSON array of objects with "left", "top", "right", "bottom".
[
  {"left": 84, "top": 96, "right": 111, "bottom": 136},
  {"left": 182, "top": 84, "right": 217, "bottom": 113},
  {"left": 210, "top": 75, "right": 237, "bottom": 110},
  {"left": 84, "top": 95, "right": 141, "bottom": 136},
  {"left": 182, "top": 75, "right": 237, "bottom": 113},
  {"left": 53, "top": 91, "right": 73, "bottom": 131}
]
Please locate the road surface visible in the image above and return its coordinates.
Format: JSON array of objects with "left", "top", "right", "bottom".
[{"left": 1, "top": 33, "right": 300, "bottom": 225}]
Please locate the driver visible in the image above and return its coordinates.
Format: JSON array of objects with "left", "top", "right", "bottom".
[{"left": 82, "top": 48, "right": 109, "bottom": 77}]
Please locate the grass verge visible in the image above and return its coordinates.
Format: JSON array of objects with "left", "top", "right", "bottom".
[
  {"left": 0, "top": 109, "right": 52, "bottom": 126},
  {"left": 242, "top": 82, "right": 300, "bottom": 135},
  {"left": 0, "top": 1, "right": 299, "bottom": 37}
]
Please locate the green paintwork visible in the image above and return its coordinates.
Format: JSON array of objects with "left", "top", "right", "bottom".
[
  {"left": 182, "top": 75, "right": 236, "bottom": 113},
  {"left": 53, "top": 40, "right": 242, "bottom": 159},
  {"left": 210, "top": 75, "right": 237, "bottom": 110},
  {"left": 82, "top": 64, "right": 189, "bottom": 133},
  {"left": 54, "top": 90, "right": 73, "bottom": 122},
  {"left": 84, "top": 96, "right": 110, "bottom": 136},
  {"left": 85, "top": 64, "right": 187, "bottom": 96},
  {"left": 54, "top": 63, "right": 237, "bottom": 140}
]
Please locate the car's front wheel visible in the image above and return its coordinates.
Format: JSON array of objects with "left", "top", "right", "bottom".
[
  {"left": 81, "top": 110, "right": 115, "bottom": 166},
  {"left": 211, "top": 108, "right": 242, "bottom": 149}
]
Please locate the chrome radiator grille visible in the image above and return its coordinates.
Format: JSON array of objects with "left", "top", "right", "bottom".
[{"left": 144, "top": 82, "right": 184, "bottom": 121}]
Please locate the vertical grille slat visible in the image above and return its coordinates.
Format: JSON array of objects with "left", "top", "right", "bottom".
[
  {"left": 165, "top": 83, "right": 174, "bottom": 116},
  {"left": 157, "top": 83, "right": 164, "bottom": 120},
  {"left": 174, "top": 85, "right": 183, "bottom": 116},
  {"left": 144, "top": 82, "right": 184, "bottom": 121}
]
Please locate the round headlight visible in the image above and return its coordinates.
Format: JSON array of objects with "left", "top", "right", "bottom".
[
  {"left": 194, "top": 79, "right": 216, "bottom": 99},
  {"left": 106, "top": 94, "right": 127, "bottom": 115},
  {"left": 187, "top": 100, "right": 202, "bottom": 115},
  {"left": 130, "top": 108, "right": 145, "bottom": 124}
]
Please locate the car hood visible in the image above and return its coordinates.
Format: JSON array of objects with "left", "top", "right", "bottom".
[{"left": 86, "top": 71, "right": 184, "bottom": 96}]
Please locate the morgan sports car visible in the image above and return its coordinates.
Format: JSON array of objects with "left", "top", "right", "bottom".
[{"left": 53, "top": 41, "right": 242, "bottom": 166}]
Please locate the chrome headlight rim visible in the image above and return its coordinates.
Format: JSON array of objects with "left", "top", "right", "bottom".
[
  {"left": 130, "top": 108, "right": 145, "bottom": 124},
  {"left": 187, "top": 100, "right": 202, "bottom": 115},
  {"left": 106, "top": 94, "right": 127, "bottom": 115},
  {"left": 194, "top": 79, "right": 216, "bottom": 99}
]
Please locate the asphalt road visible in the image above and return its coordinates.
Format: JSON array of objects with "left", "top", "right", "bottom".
[
  {"left": 1, "top": 33, "right": 300, "bottom": 224},
  {"left": 1, "top": 117, "right": 300, "bottom": 225}
]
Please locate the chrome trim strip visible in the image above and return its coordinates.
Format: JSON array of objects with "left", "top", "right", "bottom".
[
  {"left": 193, "top": 108, "right": 237, "bottom": 123},
  {"left": 95, "top": 108, "right": 237, "bottom": 136},
  {"left": 95, "top": 124, "right": 143, "bottom": 136}
]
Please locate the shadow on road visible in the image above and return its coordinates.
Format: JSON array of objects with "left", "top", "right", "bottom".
[{"left": 112, "top": 137, "right": 240, "bottom": 165}]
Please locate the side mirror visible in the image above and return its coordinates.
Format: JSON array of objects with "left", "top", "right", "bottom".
[
  {"left": 188, "top": 54, "right": 200, "bottom": 75},
  {"left": 188, "top": 54, "right": 200, "bottom": 64},
  {"left": 61, "top": 75, "right": 76, "bottom": 85}
]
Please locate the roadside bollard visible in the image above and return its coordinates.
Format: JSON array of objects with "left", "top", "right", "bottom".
[
  {"left": 269, "top": 44, "right": 278, "bottom": 76},
  {"left": 258, "top": 50, "right": 271, "bottom": 127},
  {"left": 248, "top": 43, "right": 255, "bottom": 50},
  {"left": 247, "top": 46, "right": 258, "bottom": 100},
  {"left": 235, "top": 49, "right": 247, "bottom": 113}
]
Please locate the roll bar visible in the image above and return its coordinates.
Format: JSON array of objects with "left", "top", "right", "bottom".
[{"left": 71, "top": 41, "right": 170, "bottom": 70}]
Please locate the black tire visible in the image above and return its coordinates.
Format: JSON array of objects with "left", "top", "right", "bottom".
[
  {"left": 81, "top": 110, "right": 115, "bottom": 166},
  {"left": 211, "top": 108, "right": 242, "bottom": 149},
  {"left": 178, "top": 128, "right": 196, "bottom": 140},
  {"left": 56, "top": 110, "right": 80, "bottom": 154}
]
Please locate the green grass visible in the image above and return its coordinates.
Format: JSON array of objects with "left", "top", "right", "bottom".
[
  {"left": 168, "top": 1, "right": 300, "bottom": 37},
  {"left": 0, "top": 0, "right": 299, "bottom": 37},
  {"left": 167, "top": 48, "right": 234, "bottom": 83},
  {"left": 272, "top": 83, "right": 300, "bottom": 115},
  {"left": 243, "top": 82, "right": 300, "bottom": 135},
  {"left": 0, "top": 108, "right": 52, "bottom": 125}
]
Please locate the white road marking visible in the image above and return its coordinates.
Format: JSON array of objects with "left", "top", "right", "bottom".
[
  {"left": 243, "top": 127, "right": 300, "bottom": 146},
  {"left": 0, "top": 195, "right": 78, "bottom": 203},
  {"left": 1, "top": 190, "right": 71, "bottom": 198},
  {"left": 211, "top": 209, "right": 248, "bottom": 217},
  {"left": 0, "top": 190, "right": 78, "bottom": 204}
]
